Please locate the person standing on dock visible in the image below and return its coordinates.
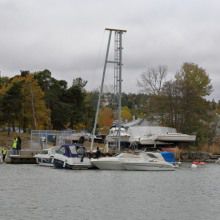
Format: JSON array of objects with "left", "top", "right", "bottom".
[
  {"left": 17, "top": 136, "right": 22, "bottom": 155},
  {"left": 1, "top": 147, "right": 7, "bottom": 162},
  {"left": 95, "top": 147, "right": 101, "bottom": 159},
  {"left": 11, "top": 137, "right": 18, "bottom": 155}
]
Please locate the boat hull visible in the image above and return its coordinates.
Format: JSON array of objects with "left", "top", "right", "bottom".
[
  {"left": 35, "top": 156, "right": 54, "bottom": 167},
  {"left": 122, "top": 161, "right": 175, "bottom": 171},
  {"left": 53, "top": 158, "right": 93, "bottom": 169},
  {"left": 91, "top": 159, "right": 124, "bottom": 170},
  {"left": 156, "top": 134, "right": 196, "bottom": 142}
]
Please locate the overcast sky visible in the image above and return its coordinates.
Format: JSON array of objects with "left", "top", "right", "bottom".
[{"left": 1, "top": 0, "right": 220, "bottom": 99}]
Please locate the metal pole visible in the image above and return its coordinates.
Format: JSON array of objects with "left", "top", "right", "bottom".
[
  {"left": 118, "top": 31, "right": 123, "bottom": 152},
  {"left": 90, "top": 30, "right": 112, "bottom": 152}
]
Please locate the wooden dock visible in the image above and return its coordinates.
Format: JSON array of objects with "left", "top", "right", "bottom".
[{"left": 5, "top": 149, "right": 40, "bottom": 164}]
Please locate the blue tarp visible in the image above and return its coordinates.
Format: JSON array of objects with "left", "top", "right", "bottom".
[{"left": 161, "top": 152, "right": 176, "bottom": 164}]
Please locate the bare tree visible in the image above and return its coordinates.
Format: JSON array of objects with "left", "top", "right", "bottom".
[{"left": 137, "top": 65, "right": 167, "bottom": 95}]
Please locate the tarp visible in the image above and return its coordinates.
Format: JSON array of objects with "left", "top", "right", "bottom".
[{"left": 161, "top": 151, "right": 176, "bottom": 164}]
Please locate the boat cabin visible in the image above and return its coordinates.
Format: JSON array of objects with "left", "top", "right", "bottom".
[{"left": 56, "top": 144, "right": 86, "bottom": 158}]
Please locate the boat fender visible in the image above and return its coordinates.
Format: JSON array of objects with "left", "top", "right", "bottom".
[
  {"left": 51, "top": 156, "right": 54, "bottom": 164},
  {"left": 63, "top": 160, "right": 66, "bottom": 168}
]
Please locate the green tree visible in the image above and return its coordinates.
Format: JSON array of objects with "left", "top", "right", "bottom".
[
  {"left": 63, "top": 78, "right": 87, "bottom": 130},
  {"left": 34, "top": 70, "right": 69, "bottom": 129},
  {"left": 0, "top": 81, "right": 23, "bottom": 133}
]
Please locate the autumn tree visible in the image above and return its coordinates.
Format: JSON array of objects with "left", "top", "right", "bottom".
[
  {"left": 20, "top": 74, "right": 50, "bottom": 130},
  {"left": 98, "top": 107, "right": 113, "bottom": 134},
  {"left": 121, "top": 106, "right": 132, "bottom": 122},
  {"left": 0, "top": 72, "right": 50, "bottom": 132}
]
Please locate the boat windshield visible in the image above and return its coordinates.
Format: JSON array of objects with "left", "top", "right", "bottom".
[
  {"left": 146, "top": 153, "right": 158, "bottom": 159},
  {"left": 117, "top": 153, "right": 140, "bottom": 158},
  {"left": 69, "top": 145, "right": 77, "bottom": 154},
  {"left": 56, "top": 146, "right": 65, "bottom": 155},
  {"left": 41, "top": 150, "right": 49, "bottom": 154}
]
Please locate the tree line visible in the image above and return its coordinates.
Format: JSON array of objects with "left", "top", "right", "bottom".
[
  {"left": 0, "top": 63, "right": 219, "bottom": 146},
  {"left": 0, "top": 70, "right": 135, "bottom": 134},
  {"left": 0, "top": 70, "right": 95, "bottom": 133}
]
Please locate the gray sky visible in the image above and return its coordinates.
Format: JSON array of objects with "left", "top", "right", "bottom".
[{"left": 1, "top": 0, "right": 220, "bottom": 100}]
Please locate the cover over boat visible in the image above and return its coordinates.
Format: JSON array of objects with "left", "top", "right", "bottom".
[{"left": 53, "top": 144, "right": 93, "bottom": 169}]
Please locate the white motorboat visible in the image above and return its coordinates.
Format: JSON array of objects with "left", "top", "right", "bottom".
[
  {"left": 34, "top": 147, "right": 57, "bottom": 166},
  {"left": 53, "top": 144, "right": 93, "bottom": 169},
  {"left": 91, "top": 151, "right": 175, "bottom": 171}
]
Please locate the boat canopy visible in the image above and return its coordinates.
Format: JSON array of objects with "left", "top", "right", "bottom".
[{"left": 57, "top": 144, "right": 85, "bottom": 158}]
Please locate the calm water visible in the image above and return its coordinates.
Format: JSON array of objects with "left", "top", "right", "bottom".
[{"left": 0, "top": 163, "right": 220, "bottom": 220}]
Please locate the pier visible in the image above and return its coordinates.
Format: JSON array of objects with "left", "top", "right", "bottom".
[{"left": 5, "top": 150, "right": 40, "bottom": 164}]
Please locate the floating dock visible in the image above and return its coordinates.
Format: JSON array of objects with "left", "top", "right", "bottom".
[{"left": 5, "top": 150, "right": 40, "bottom": 164}]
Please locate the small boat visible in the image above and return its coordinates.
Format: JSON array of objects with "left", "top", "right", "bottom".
[
  {"left": 91, "top": 151, "right": 175, "bottom": 171},
  {"left": 53, "top": 144, "right": 93, "bottom": 169},
  {"left": 192, "top": 161, "right": 206, "bottom": 165},
  {"left": 191, "top": 161, "right": 206, "bottom": 168},
  {"left": 34, "top": 147, "right": 57, "bottom": 166}
]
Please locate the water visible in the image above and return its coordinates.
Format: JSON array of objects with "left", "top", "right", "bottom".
[{"left": 0, "top": 163, "right": 220, "bottom": 220}]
